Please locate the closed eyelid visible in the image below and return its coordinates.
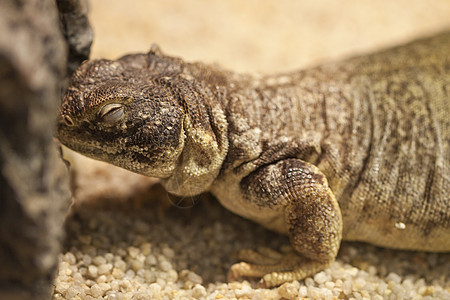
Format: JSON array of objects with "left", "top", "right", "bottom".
[{"left": 98, "top": 103, "right": 125, "bottom": 123}]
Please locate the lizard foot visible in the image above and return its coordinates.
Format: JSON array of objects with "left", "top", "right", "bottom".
[{"left": 228, "top": 246, "right": 332, "bottom": 288}]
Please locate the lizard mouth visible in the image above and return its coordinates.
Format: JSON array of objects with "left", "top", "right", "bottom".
[{"left": 57, "top": 124, "right": 116, "bottom": 160}]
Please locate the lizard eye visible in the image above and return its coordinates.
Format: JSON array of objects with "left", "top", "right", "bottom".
[{"left": 98, "top": 103, "right": 124, "bottom": 123}]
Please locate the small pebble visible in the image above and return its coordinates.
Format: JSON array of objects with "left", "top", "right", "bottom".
[
  {"left": 278, "top": 282, "right": 298, "bottom": 299},
  {"left": 128, "top": 246, "right": 140, "bottom": 258},
  {"left": 192, "top": 284, "right": 207, "bottom": 298},
  {"left": 98, "top": 263, "right": 113, "bottom": 275},
  {"left": 64, "top": 252, "right": 77, "bottom": 265},
  {"left": 93, "top": 256, "right": 106, "bottom": 266},
  {"left": 88, "top": 265, "right": 98, "bottom": 277},
  {"left": 314, "top": 271, "right": 328, "bottom": 284},
  {"left": 90, "top": 284, "right": 103, "bottom": 297}
]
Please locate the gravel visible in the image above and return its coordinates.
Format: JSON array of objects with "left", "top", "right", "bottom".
[{"left": 52, "top": 188, "right": 450, "bottom": 299}]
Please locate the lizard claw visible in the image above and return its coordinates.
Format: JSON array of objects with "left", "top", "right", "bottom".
[{"left": 228, "top": 246, "right": 331, "bottom": 288}]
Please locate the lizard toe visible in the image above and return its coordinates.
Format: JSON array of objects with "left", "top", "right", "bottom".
[{"left": 228, "top": 246, "right": 333, "bottom": 288}]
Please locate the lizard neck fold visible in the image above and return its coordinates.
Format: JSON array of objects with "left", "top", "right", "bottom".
[{"left": 162, "top": 78, "right": 229, "bottom": 196}]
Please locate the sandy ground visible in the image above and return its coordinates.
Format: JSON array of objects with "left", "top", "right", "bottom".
[{"left": 53, "top": 1, "right": 450, "bottom": 299}]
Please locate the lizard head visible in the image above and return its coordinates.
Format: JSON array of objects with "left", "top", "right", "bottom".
[
  {"left": 57, "top": 47, "right": 187, "bottom": 178},
  {"left": 57, "top": 46, "right": 229, "bottom": 194}
]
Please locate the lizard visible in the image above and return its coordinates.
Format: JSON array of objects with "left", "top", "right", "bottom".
[{"left": 57, "top": 32, "right": 450, "bottom": 287}]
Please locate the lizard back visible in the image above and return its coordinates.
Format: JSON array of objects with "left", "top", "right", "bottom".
[
  {"left": 337, "top": 33, "right": 450, "bottom": 250},
  {"left": 220, "top": 32, "right": 450, "bottom": 251}
]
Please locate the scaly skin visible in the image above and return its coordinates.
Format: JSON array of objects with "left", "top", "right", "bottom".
[{"left": 58, "top": 32, "right": 450, "bottom": 287}]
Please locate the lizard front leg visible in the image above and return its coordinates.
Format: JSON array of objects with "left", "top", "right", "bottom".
[{"left": 229, "top": 158, "right": 343, "bottom": 287}]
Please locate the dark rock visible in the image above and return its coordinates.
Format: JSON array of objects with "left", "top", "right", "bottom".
[
  {"left": 57, "top": 0, "right": 93, "bottom": 77},
  {"left": 0, "top": 0, "right": 71, "bottom": 299}
]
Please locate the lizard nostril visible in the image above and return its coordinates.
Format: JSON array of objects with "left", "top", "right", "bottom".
[{"left": 63, "top": 115, "right": 74, "bottom": 126}]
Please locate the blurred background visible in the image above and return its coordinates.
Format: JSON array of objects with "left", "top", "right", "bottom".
[{"left": 89, "top": 0, "right": 450, "bottom": 73}]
